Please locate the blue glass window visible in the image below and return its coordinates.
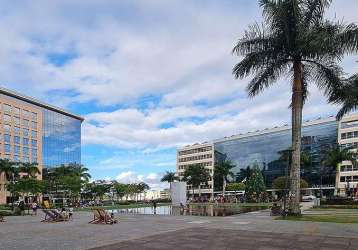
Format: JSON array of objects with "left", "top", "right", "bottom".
[
  {"left": 32, "top": 148, "right": 37, "bottom": 158},
  {"left": 23, "top": 138, "right": 29, "bottom": 146},
  {"left": 23, "top": 147, "right": 29, "bottom": 155},
  {"left": 31, "top": 139, "right": 37, "bottom": 147},
  {"left": 5, "top": 144, "right": 10, "bottom": 153},
  {"left": 3, "top": 104, "right": 11, "bottom": 112},
  {"left": 31, "top": 112, "right": 37, "bottom": 120},
  {"left": 14, "top": 126, "right": 20, "bottom": 135},
  {"left": 214, "top": 120, "right": 338, "bottom": 188},
  {"left": 4, "top": 134, "right": 11, "bottom": 143},
  {"left": 31, "top": 121, "right": 37, "bottom": 129},
  {"left": 4, "top": 125, "right": 10, "bottom": 133},
  {"left": 23, "top": 128, "right": 29, "bottom": 137},
  {"left": 14, "top": 145, "right": 20, "bottom": 154},
  {"left": 14, "top": 136, "right": 20, "bottom": 144}
]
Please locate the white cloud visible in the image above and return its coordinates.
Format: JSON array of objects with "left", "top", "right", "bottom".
[{"left": 115, "top": 171, "right": 168, "bottom": 190}]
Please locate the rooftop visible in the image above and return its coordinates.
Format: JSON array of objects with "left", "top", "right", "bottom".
[{"left": 0, "top": 86, "right": 84, "bottom": 121}]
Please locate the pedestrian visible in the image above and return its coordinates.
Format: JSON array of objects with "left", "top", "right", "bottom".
[
  {"left": 31, "top": 201, "right": 38, "bottom": 216},
  {"left": 18, "top": 200, "right": 25, "bottom": 216},
  {"left": 69, "top": 207, "right": 74, "bottom": 220}
]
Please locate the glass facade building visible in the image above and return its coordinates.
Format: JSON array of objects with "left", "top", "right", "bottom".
[
  {"left": 0, "top": 87, "right": 83, "bottom": 168},
  {"left": 214, "top": 118, "right": 338, "bottom": 189}
]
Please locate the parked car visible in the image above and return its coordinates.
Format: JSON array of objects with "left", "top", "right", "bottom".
[{"left": 302, "top": 195, "right": 316, "bottom": 201}]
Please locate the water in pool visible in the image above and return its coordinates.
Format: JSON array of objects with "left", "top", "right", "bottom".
[{"left": 108, "top": 205, "right": 262, "bottom": 217}]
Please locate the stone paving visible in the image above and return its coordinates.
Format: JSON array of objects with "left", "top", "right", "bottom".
[{"left": 1, "top": 208, "right": 358, "bottom": 249}]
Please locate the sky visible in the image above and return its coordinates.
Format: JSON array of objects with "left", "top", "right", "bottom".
[{"left": 0, "top": 0, "right": 357, "bottom": 190}]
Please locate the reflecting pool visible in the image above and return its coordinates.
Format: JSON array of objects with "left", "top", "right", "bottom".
[{"left": 108, "top": 204, "right": 266, "bottom": 217}]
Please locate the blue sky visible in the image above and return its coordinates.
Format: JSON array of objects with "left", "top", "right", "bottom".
[{"left": 0, "top": 0, "right": 357, "bottom": 190}]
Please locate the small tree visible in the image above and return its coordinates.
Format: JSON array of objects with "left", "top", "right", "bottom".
[
  {"left": 114, "top": 183, "right": 127, "bottom": 201},
  {"left": 226, "top": 182, "right": 246, "bottom": 192},
  {"left": 272, "top": 176, "right": 308, "bottom": 198},
  {"left": 214, "top": 160, "right": 235, "bottom": 197},
  {"left": 245, "top": 164, "right": 266, "bottom": 203},
  {"left": 161, "top": 171, "right": 178, "bottom": 198},
  {"left": 183, "top": 164, "right": 210, "bottom": 198}
]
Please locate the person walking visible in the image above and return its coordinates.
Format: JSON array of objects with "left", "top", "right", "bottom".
[{"left": 31, "top": 201, "right": 38, "bottom": 216}]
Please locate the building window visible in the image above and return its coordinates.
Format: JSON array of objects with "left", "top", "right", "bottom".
[
  {"left": 31, "top": 112, "right": 37, "bottom": 120},
  {"left": 23, "top": 147, "right": 29, "bottom": 155},
  {"left": 14, "top": 145, "right": 20, "bottom": 154},
  {"left": 23, "top": 110, "right": 30, "bottom": 118},
  {"left": 14, "top": 126, "right": 20, "bottom": 135},
  {"left": 14, "top": 155, "right": 19, "bottom": 161},
  {"left": 4, "top": 114, "right": 11, "bottom": 123},
  {"left": 3, "top": 104, "right": 11, "bottom": 113},
  {"left": 5, "top": 154, "right": 10, "bottom": 159},
  {"left": 14, "top": 116, "right": 20, "bottom": 125},
  {"left": 23, "top": 156, "right": 29, "bottom": 162},
  {"left": 14, "top": 136, "right": 20, "bottom": 144},
  {"left": 31, "top": 121, "right": 37, "bottom": 129},
  {"left": 13, "top": 107, "right": 20, "bottom": 115},
  {"left": 23, "top": 128, "right": 29, "bottom": 137},
  {"left": 4, "top": 124, "right": 10, "bottom": 133},
  {"left": 32, "top": 148, "right": 37, "bottom": 159},
  {"left": 31, "top": 130, "right": 37, "bottom": 138},
  {"left": 31, "top": 139, "right": 37, "bottom": 148},
  {"left": 22, "top": 119, "right": 29, "bottom": 128},
  {"left": 23, "top": 138, "right": 29, "bottom": 146},
  {"left": 5, "top": 144, "right": 10, "bottom": 153},
  {"left": 4, "top": 134, "right": 11, "bottom": 143},
  {"left": 341, "top": 120, "right": 358, "bottom": 129}
]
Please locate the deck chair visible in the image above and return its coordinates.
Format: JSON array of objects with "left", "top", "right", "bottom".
[
  {"left": 41, "top": 209, "right": 58, "bottom": 222},
  {"left": 89, "top": 209, "right": 102, "bottom": 224},
  {"left": 94, "top": 209, "right": 118, "bottom": 224},
  {"left": 52, "top": 209, "right": 69, "bottom": 221}
]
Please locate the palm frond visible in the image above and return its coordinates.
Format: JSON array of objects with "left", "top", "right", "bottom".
[
  {"left": 246, "top": 59, "right": 290, "bottom": 97},
  {"left": 302, "top": 0, "right": 332, "bottom": 27}
]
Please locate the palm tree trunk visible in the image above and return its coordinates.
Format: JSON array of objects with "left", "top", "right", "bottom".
[
  {"left": 222, "top": 177, "right": 226, "bottom": 198},
  {"left": 289, "top": 61, "right": 303, "bottom": 215}
]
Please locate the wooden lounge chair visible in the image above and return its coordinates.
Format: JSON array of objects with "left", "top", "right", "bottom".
[
  {"left": 98, "top": 209, "right": 118, "bottom": 224},
  {"left": 89, "top": 209, "right": 102, "bottom": 224},
  {"left": 52, "top": 209, "right": 69, "bottom": 221},
  {"left": 41, "top": 209, "right": 58, "bottom": 222},
  {"left": 89, "top": 209, "right": 117, "bottom": 224}
]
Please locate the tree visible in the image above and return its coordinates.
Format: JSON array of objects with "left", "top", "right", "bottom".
[
  {"left": 161, "top": 171, "right": 178, "bottom": 200},
  {"left": 114, "top": 183, "right": 127, "bottom": 201},
  {"left": 19, "top": 162, "right": 40, "bottom": 178},
  {"left": 237, "top": 166, "right": 252, "bottom": 182},
  {"left": 272, "top": 176, "right": 308, "bottom": 198},
  {"left": 226, "top": 182, "right": 246, "bottom": 192},
  {"left": 245, "top": 164, "right": 266, "bottom": 203},
  {"left": 183, "top": 164, "right": 210, "bottom": 198},
  {"left": 214, "top": 160, "right": 235, "bottom": 197},
  {"left": 232, "top": 0, "right": 358, "bottom": 214},
  {"left": 329, "top": 74, "right": 358, "bottom": 119},
  {"left": 137, "top": 182, "right": 150, "bottom": 201},
  {"left": 0, "top": 159, "right": 19, "bottom": 204},
  {"left": 321, "top": 145, "right": 357, "bottom": 195}
]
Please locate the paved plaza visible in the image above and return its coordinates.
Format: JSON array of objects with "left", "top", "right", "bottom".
[{"left": 1, "top": 209, "right": 358, "bottom": 249}]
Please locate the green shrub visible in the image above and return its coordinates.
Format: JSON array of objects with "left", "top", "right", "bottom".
[
  {"left": 0, "top": 210, "right": 14, "bottom": 216},
  {"left": 321, "top": 198, "right": 358, "bottom": 205}
]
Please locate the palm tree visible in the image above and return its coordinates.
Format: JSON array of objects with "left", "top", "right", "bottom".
[
  {"left": 329, "top": 74, "right": 358, "bottom": 119},
  {"left": 183, "top": 164, "right": 210, "bottom": 199},
  {"left": 72, "top": 164, "right": 91, "bottom": 182},
  {"left": 19, "top": 162, "right": 40, "bottom": 178},
  {"left": 321, "top": 145, "right": 357, "bottom": 196},
  {"left": 232, "top": 0, "right": 358, "bottom": 215},
  {"left": 214, "top": 160, "right": 235, "bottom": 197},
  {"left": 0, "top": 159, "right": 18, "bottom": 205},
  {"left": 161, "top": 171, "right": 178, "bottom": 197}
]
